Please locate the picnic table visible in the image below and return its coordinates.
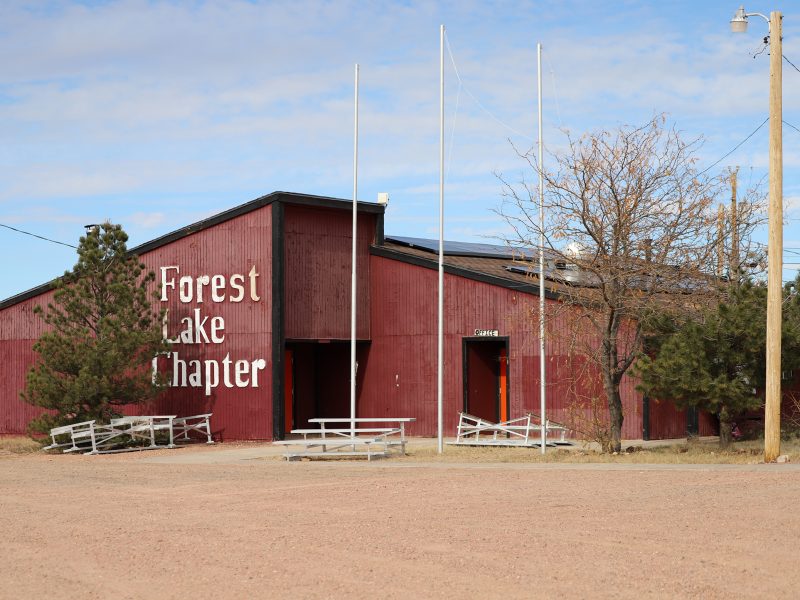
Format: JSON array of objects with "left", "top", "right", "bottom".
[{"left": 273, "top": 417, "right": 416, "bottom": 461}]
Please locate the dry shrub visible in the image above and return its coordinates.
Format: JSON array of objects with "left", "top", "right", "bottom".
[
  {"left": 0, "top": 436, "right": 43, "bottom": 454},
  {"left": 783, "top": 392, "right": 800, "bottom": 439}
]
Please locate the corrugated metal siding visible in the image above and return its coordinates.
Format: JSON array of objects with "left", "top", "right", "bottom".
[
  {"left": 0, "top": 206, "right": 273, "bottom": 439},
  {"left": 647, "top": 399, "right": 688, "bottom": 440},
  {"left": 0, "top": 197, "right": 721, "bottom": 442},
  {"left": 782, "top": 376, "right": 800, "bottom": 428},
  {"left": 284, "top": 205, "right": 372, "bottom": 340},
  {"left": 698, "top": 411, "right": 719, "bottom": 436},
  {"left": 361, "top": 255, "right": 645, "bottom": 439},
  {"left": 140, "top": 208, "right": 273, "bottom": 440},
  {"left": 0, "top": 290, "right": 56, "bottom": 433}
]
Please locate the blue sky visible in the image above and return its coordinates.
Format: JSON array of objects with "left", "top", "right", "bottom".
[{"left": 1, "top": 0, "right": 800, "bottom": 299}]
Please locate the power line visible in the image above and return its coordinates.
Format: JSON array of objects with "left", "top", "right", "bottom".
[
  {"left": 784, "top": 53, "right": 800, "bottom": 75},
  {"left": 0, "top": 222, "right": 77, "bottom": 249},
  {"left": 699, "top": 117, "right": 768, "bottom": 176},
  {"left": 783, "top": 119, "right": 800, "bottom": 136},
  {"left": 441, "top": 34, "right": 774, "bottom": 179}
]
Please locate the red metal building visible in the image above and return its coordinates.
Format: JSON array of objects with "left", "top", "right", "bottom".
[{"left": 0, "top": 191, "right": 715, "bottom": 440}]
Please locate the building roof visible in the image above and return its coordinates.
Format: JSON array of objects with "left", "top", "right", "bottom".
[
  {"left": 0, "top": 191, "right": 384, "bottom": 310},
  {"left": 9, "top": 190, "right": 687, "bottom": 311},
  {"left": 374, "top": 238, "right": 560, "bottom": 300},
  {"left": 376, "top": 236, "right": 713, "bottom": 299}
]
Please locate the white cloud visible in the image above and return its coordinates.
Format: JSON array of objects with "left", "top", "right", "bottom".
[
  {"left": 127, "top": 211, "right": 166, "bottom": 229},
  {"left": 1, "top": 0, "right": 800, "bottom": 299}
]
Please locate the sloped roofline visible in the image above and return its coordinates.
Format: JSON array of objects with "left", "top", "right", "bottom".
[
  {"left": 371, "top": 244, "right": 562, "bottom": 301},
  {"left": 0, "top": 191, "right": 384, "bottom": 310}
]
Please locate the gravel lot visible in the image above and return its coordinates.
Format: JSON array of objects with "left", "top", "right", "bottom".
[{"left": 1, "top": 444, "right": 798, "bottom": 599}]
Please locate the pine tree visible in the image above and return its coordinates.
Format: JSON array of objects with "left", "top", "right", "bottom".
[
  {"left": 635, "top": 277, "right": 800, "bottom": 447},
  {"left": 21, "top": 223, "right": 169, "bottom": 433}
]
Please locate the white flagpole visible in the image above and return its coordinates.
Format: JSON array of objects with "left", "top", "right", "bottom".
[
  {"left": 537, "top": 44, "right": 546, "bottom": 454},
  {"left": 437, "top": 25, "right": 445, "bottom": 454},
  {"left": 351, "top": 63, "right": 359, "bottom": 435}
]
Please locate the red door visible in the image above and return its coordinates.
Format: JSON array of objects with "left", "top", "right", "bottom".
[{"left": 464, "top": 340, "right": 508, "bottom": 423}]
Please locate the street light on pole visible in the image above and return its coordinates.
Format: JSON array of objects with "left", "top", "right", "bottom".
[{"left": 730, "top": 5, "right": 783, "bottom": 462}]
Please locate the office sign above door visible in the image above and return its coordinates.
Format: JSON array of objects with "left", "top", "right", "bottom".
[{"left": 474, "top": 329, "right": 499, "bottom": 337}]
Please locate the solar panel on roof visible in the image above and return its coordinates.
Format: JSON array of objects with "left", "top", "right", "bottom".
[
  {"left": 505, "top": 263, "right": 600, "bottom": 287},
  {"left": 505, "top": 264, "right": 536, "bottom": 276},
  {"left": 387, "top": 235, "right": 538, "bottom": 260}
]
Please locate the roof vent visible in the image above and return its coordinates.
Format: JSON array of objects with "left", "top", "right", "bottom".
[
  {"left": 377, "top": 192, "right": 389, "bottom": 206},
  {"left": 563, "top": 241, "right": 588, "bottom": 259}
]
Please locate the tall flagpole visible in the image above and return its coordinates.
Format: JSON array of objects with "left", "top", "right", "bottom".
[
  {"left": 351, "top": 63, "right": 359, "bottom": 435},
  {"left": 537, "top": 44, "right": 546, "bottom": 454},
  {"left": 437, "top": 25, "right": 445, "bottom": 453}
]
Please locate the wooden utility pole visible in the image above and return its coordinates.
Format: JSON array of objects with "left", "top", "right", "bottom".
[{"left": 765, "top": 11, "right": 783, "bottom": 462}]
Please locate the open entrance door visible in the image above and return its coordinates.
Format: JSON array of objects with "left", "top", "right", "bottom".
[
  {"left": 283, "top": 341, "right": 369, "bottom": 432},
  {"left": 463, "top": 338, "right": 509, "bottom": 423}
]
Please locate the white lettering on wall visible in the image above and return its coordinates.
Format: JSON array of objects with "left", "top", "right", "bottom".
[
  {"left": 160, "top": 266, "right": 261, "bottom": 304},
  {"left": 164, "top": 352, "right": 268, "bottom": 397},
  {"left": 229, "top": 274, "right": 244, "bottom": 302},
  {"left": 249, "top": 265, "right": 260, "bottom": 302},
  {"left": 196, "top": 275, "right": 210, "bottom": 303},
  {"left": 211, "top": 275, "right": 225, "bottom": 302},
  {"left": 160, "top": 266, "right": 179, "bottom": 301},
  {"left": 179, "top": 276, "right": 193, "bottom": 303},
  {"left": 156, "top": 264, "right": 266, "bottom": 396}
]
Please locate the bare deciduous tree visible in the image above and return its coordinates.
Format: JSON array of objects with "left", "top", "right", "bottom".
[{"left": 498, "top": 116, "right": 764, "bottom": 452}]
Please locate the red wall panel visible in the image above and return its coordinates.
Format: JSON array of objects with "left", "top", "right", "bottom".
[
  {"left": 0, "top": 205, "right": 273, "bottom": 439},
  {"left": 361, "top": 255, "right": 647, "bottom": 439},
  {"left": 0, "top": 197, "right": 723, "bottom": 443},
  {"left": 284, "top": 205, "right": 373, "bottom": 340},
  {"left": 142, "top": 207, "right": 273, "bottom": 440},
  {"left": 0, "top": 289, "right": 55, "bottom": 433},
  {"left": 647, "top": 399, "right": 688, "bottom": 440}
]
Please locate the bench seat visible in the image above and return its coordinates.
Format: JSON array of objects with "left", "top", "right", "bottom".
[
  {"left": 44, "top": 413, "right": 214, "bottom": 455},
  {"left": 288, "top": 427, "right": 402, "bottom": 436},
  {"left": 273, "top": 436, "right": 392, "bottom": 461}
]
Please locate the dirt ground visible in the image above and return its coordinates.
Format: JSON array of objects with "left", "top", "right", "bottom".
[{"left": 1, "top": 444, "right": 799, "bottom": 599}]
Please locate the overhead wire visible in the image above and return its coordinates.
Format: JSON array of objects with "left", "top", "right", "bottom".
[
  {"left": 443, "top": 32, "right": 534, "bottom": 142},
  {"left": 783, "top": 53, "right": 800, "bottom": 75},
  {"left": 783, "top": 119, "right": 800, "bottom": 136},
  {"left": 445, "top": 29, "right": 774, "bottom": 182},
  {"left": 445, "top": 76, "right": 462, "bottom": 185},
  {"left": 544, "top": 55, "right": 565, "bottom": 130},
  {"left": 698, "top": 117, "right": 769, "bottom": 176},
  {"left": 535, "top": 54, "right": 770, "bottom": 180},
  {"left": 0, "top": 222, "right": 77, "bottom": 249}
]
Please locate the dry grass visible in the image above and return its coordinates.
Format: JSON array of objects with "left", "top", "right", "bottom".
[
  {"left": 399, "top": 438, "right": 800, "bottom": 465},
  {"left": 6, "top": 433, "right": 800, "bottom": 465},
  {"left": 0, "top": 436, "right": 44, "bottom": 455}
]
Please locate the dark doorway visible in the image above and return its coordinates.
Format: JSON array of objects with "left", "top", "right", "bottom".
[
  {"left": 284, "top": 341, "right": 369, "bottom": 433},
  {"left": 463, "top": 338, "right": 509, "bottom": 423}
]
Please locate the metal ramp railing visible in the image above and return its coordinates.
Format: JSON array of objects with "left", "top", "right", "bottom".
[{"left": 449, "top": 412, "right": 572, "bottom": 447}]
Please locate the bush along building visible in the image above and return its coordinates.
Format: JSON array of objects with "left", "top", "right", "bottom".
[{"left": 0, "top": 191, "right": 717, "bottom": 441}]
